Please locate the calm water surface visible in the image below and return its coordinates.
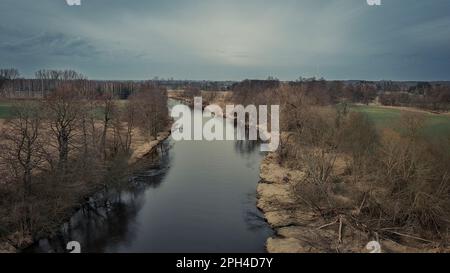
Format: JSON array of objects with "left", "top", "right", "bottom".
[{"left": 28, "top": 100, "right": 273, "bottom": 253}]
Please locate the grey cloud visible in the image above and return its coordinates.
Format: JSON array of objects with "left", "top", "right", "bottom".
[
  {"left": 0, "top": 0, "right": 449, "bottom": 80},
  {"left": 0, "top": 32, "right": 100, "bottom": 58}
]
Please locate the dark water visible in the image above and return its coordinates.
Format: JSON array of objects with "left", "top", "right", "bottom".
[{"left": 27, "top": 101, "right": 273, "bottom": 253}]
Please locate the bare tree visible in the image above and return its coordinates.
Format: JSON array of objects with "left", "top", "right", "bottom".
[
  {"left": 131, "top": 86, "right": 169, "bottom": 140},
  {"left": 44, "top": 84, "right": 82, "bottom": 170},
  {"left": 0, "top": 101, "right": 43, "bottom": 198},
  {"left": 112, "top": 99, "right": 137, "bottom": 154},
  {"left": 184, "top": 85, "right": 201, "bottom": 99},
  {"left": 98, "top": 91, "right": 117, "bottom": 160},
  {"left": 0, "top": 68, "right": 20, "bottom": 80},
  {"left": 0, "top": 68, "right": 20, "bottom": 92}
]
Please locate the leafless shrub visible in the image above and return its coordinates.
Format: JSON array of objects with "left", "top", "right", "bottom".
[
  {"left": 258, "top": 83, "right": 449, "bottom": 243},
  {"left": 0, "top": 102, "right": 44, "bottom": 198},
  {"left": 0, "top": 101, "right": 45, "bottom": 233},
  {"left": 129, "top": 86, "right": 169, "bottom": 140},
  {"left": 361, "top": 130, "right": 450, "bottom": 240}
]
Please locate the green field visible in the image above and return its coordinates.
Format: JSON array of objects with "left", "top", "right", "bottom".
[
  {"left": 351, "top": 105, "right": 450, "bottom": 138},
  {"left": 0, "top": 101, "right": 15, "bottom": 119}
]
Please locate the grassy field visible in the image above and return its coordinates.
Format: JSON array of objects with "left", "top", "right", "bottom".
[
  {"left": 0, "top": 101, "right": 15, "bottom": 119},
  {"left": 351, "top": 105, "right": 450, "bottom": 138}
]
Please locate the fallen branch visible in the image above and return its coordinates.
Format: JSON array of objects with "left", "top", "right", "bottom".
[
  {"left": 317, "top": 219, "right": 338, "bottom": 230},
  {"left": 358, "top": 193, "right": 367, "bottom": 214},
  {"left": 381, "top": 230, "right": 436, "bottom": 244}
]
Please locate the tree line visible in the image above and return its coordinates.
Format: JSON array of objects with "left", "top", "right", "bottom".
[
  {"left": 0, "top": 68, "right": 235, "bottom": 99},
  {"left": 379, "top": 84, "right": 450, "bottom": 111},
  {"left": 231, "top": 81, "right": 450, "bottom": 248},
  {"left": 0, "top": 73, "right": 169, "bottom": 248},
  {"left": 0, "top": 68, "right": 165, "bottom": 100},
  {"left": 231, "top": 78, "right": 450, "bottom": 112}
]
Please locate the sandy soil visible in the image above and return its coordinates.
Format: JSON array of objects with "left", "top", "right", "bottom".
[
  {"left": 128, "top": 130, "right": 171, "bottom": 165},
  {"left": 257, "top": 153, "right": 443, "bottom": 253}
]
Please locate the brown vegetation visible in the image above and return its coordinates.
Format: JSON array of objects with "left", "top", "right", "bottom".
[
  {"left": 0, "top": 74, "right": 170, "bottom": 252},
  {"left": 232, "top": 81, "right": 450, "bottom": 252}
]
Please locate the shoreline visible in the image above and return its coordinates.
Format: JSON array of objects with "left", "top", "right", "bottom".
[
  {"left": 257, "top": 152, "right": 442, "bottom": 253},
  {"left": 0, "top": 128, "right": 172, "bottom": 253},
  {"left": 257, "top": 152, "right": 371, "bottom": 253}
]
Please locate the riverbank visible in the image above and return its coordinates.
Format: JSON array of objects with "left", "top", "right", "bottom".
[
  {"left": 257, "top": 152, "right": 444, "bottom": 253},
  {"left": 0, "top": 126, "right": 172, "bottom": 253},
  {"left": 21, "top": 98, "right": 272, "bottom": 253},
  {"left": 257, "top": 152, "right": 371, "bottom": 253}
]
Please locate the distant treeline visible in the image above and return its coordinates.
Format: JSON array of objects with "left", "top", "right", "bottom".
[
  {"left": 0, "top": 68, "right": 234, "bottom": 99},
  {"left": 2, "top": 68, "right": 450, "bottom": 111},
  {"left": 231, "top": 78, "right": 450, "bottom": 112},
  {"left": 0, "top": 68, "right": 162, "bottom": 99}
]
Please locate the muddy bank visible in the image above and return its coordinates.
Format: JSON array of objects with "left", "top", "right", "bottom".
[
  {"left": 0, "top": 129, "right": 171, "bottom": 253},
  {"left": 257, "top": 153, "right": 436, "bottom": 253}
]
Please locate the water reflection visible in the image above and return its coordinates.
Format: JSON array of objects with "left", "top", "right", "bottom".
[
  {"left": 27, "top": 102, "right": 273, "bottom": 253},
  {"left": 27, "top": 148, "right": 171, "bottom": 253}
]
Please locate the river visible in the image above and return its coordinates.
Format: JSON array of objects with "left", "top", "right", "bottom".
[{"left": 26, "top": 100, "right": 273, "bottom": 253}]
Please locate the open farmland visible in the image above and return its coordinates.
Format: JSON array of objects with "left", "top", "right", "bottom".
[{"left": 351, "top": 104, "right": 450, "bottom": 138}]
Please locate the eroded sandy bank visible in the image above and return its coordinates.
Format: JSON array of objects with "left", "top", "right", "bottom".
[{"left": 257, "top": 153, "right": 433, "bottom": 253}]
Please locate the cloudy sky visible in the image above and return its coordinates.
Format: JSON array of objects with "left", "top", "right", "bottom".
[{"left": 0, "top": 0, "right": 449, "bottom": 80}]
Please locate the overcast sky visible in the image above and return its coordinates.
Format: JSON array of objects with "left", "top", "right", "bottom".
[{"left": 0, "top": 0, "right": 449, "bottom": 81}]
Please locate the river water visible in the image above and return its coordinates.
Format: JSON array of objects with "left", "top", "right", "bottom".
[{"left": 27, "top": 100, "right": 273, "bottom": 253}]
